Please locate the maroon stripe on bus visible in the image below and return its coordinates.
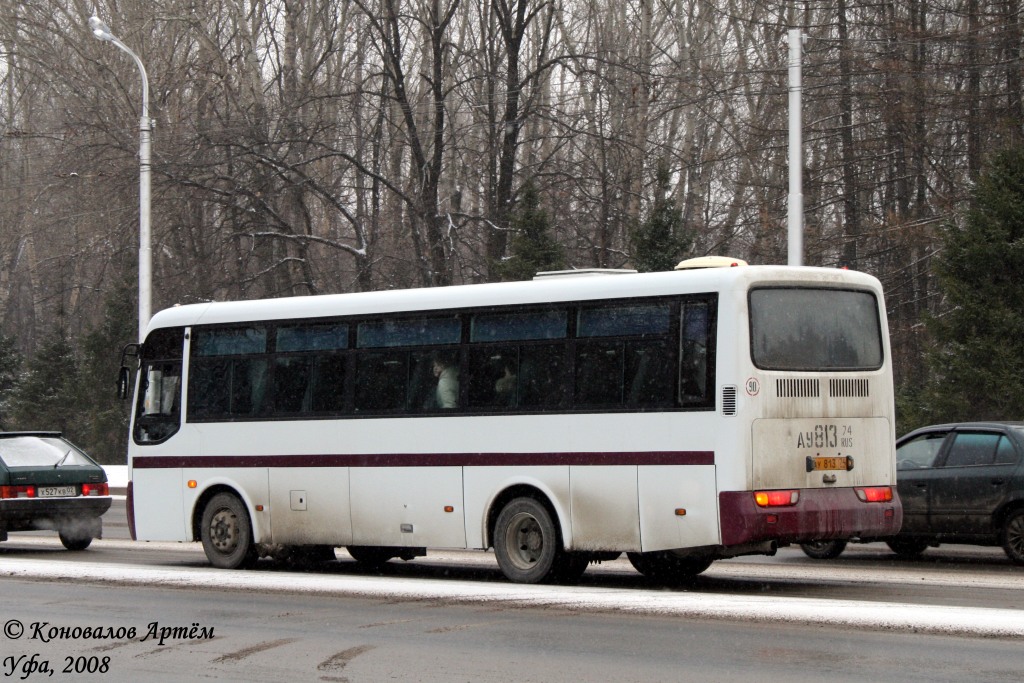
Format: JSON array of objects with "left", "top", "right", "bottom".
[{"left": 131, "top": 451, "right": 714, "bottom": 469}]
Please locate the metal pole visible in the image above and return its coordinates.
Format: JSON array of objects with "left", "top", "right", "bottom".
[
  {"left": 89, "top": 16, "right": 152, "bottom": 341},
  {"left": 787, "top": 28, "right": 803, "bottom": 267}
]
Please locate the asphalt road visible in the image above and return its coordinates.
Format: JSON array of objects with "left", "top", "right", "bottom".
[{"left": 1, "top": 497, "right": 1023, "bottom": 681}]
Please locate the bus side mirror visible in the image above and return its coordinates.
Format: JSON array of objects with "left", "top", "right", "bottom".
[
  {"left": 118, "top": 342, "right": 141, "bottom": 400},
  {"left": 117, "top": 366, "right": 131, "bottom": 400}
]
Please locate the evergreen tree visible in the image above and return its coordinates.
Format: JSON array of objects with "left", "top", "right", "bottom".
[
  {"left": 76, "top": 276, "right": 136, "bottom": 464},
  {"left": 630, "top": 161, "right": 693, "bottom": 272},
  {"left": 9, "top": 325, "right": 82, "bottom": 436},
  {"left": 0, "top": 334, "right": 22, "bottom": 430},
  {"left": 497, "top": 182, "right": 566, "bottom": 281},
  {"left": 909, "top": 146, "right": 1024, "bottom": 425}
]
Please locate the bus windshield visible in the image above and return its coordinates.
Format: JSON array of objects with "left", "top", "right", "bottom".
[{"left": 749, "top": 287, "right": 883, "bottom": 371}]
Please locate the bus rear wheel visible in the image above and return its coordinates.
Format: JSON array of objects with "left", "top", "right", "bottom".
[
  {"left": 799, "top": 540, "right": 848, "bottom": 559},
  {"left": 494, "top": 497, "right": 578, "bottom": 584},
  {"left": 346, "top": 546, "right": 397, "bottom": 568},
  {"left": 627, "top": 550, "right": 713, "bottom": 583},
  {"left": 200, "top": 492, "right": 258, "bottom": 569}
]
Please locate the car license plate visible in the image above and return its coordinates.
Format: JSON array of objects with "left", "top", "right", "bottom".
[
  {"left": 806, "top": 455, "right": 853, "bottom": 472},
  {"left": 37, "top": 486, "right": 77, "bottom": 498}
]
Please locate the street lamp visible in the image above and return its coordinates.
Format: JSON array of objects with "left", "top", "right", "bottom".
[{"left": 88, "top": 14, "right": 152, "bottom": 342}]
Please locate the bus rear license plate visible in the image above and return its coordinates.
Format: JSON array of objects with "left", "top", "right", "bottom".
[
  {"left": 37, "top": 486, "right": 76, "bottom": 498},
  {"left": 806, "top": 456, "right": 853, "bottom": 472}
]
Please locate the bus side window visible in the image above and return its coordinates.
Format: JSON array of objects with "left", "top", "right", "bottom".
[
  {"left": 575, "top": 302, "right": 672, "bottom": 409},
  {"left": 355, "top": 351, "right": 408, "bottom": 411},
  {"left": 273, "top": 356, "right": 314, "bottom": 413},
  {"left": 519, "top": 345, "right": 564, "bottom": 408},
  {"left": 275, "top": 322, "right": 349, "bottom": 415},
  {"left": 680, "top": 301, "right": 712, "bottom": 406},
  {"left": 310, "top": 354, "right": 347, "bottom": 413},
  {"left": 625, "top": 340, "right": 672, "bottom": 407},
  {"left": 468, "top": 348, "right": 517, "bottom": 409},
  {"left": 575, "top": 341, "right": 624, "bottom": 406}
]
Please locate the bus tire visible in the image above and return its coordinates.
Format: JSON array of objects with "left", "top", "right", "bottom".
[
  {"left": 346, "top": 546, "right": 396, "bottom": 568},
  {"left": 799, "top": 540, "right": 847, "bottom": 560},
  {"left": 493, "top": 497, "right": 569, "bottom": 584},
  {"left": 1001, "top": 508, "right": 1024, "bottom": 565},
  {"left": 885, "top": 537, "right": 929, "bottom": 558},
  {"left": 200, "top": 492, "right": 258, "bottom": 569},
  {"left": 290, "top": 545, "right": 337, "bottom": 565},
  {"left": 627, "top": 550, "right": 713, "bottom": 583}
]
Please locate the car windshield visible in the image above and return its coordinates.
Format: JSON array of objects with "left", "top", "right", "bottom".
[{"left": 0, "top": 436, "right": 93, "bottom": 468}]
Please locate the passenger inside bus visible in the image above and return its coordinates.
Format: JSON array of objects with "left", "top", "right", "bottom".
[
  {"left": 431, "top": 352, "right": 459, "bottom": 409},
  {"left": 494, "top": 359, "right": 517, "bottom": 406}
]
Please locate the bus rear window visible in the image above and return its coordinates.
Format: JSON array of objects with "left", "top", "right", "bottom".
[{"left": 749, "top": 288, "right": 882, "bottom": 371}]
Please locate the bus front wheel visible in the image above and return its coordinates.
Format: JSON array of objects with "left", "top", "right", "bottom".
[
  {"left": 494, "top": 497, "right": 577, "bottom": 584},
  {"left": 200, "top": 492, "right": 258, "bottom": 569}
]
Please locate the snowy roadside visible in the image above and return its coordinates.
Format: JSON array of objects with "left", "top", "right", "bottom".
[{"left": 103, "top": 465, "right": 128, "bottom": 496}]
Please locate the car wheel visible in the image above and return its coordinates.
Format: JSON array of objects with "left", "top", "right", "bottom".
[
  {"left": 885, "top": 537, "right": 929, "bottom": 557},
  {"left": 200, "top": 492, "right": 258, "bottom": 569},
  {"left": 1001, "top": 508, "right": 1024, "bottom": 565},
  {"left": 799, "top": 540, "right": 848, "bottom": 559},
  {"left": 58, "top": 533, "right": 92, "bottom": 551},
  {"left": 627, "top": 550, "right": 713, "bottom": 583}
]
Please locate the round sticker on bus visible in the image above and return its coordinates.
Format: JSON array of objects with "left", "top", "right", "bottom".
[{"left": 745, "top": 377, "right": 760, "bottom": 396}]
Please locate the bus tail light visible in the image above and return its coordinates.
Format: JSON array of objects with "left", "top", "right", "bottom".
[
  {"left": 754, "top": 490, "right": 799, "bottom": 507},
  {"left": 81, "top": 483, "right": 109, "bottom": 496},
  {"left": 855, "top": 486, "right": 893, "bottom": 503},
  {"left": 0, "top": 485, "right": 36, "bottom": 499}
]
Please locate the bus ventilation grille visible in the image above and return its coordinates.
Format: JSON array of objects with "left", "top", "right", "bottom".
[
  {"left": 722, "top": 386, "right": 737, "bottom": 415},
  {"left": 830, "top": 378, "right": 869, "bottom": 397},
  {"left": 776, "top": 378, "right": 820, "bottom": 398}
]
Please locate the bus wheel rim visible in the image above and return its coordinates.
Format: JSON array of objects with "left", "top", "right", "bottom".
[
  {"left": 209, "top": 508, "right": 239, "bottom": 553},
  {"left": 505, "top": 512, "right": 544, "bottom": 570}
]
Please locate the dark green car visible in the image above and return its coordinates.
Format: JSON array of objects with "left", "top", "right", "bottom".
[
  {"left": 0, "top": 432, "right": 111, "bottom": 550},
  {"left": 801, "top": 421, "right": 1024, "bottom": 564}
]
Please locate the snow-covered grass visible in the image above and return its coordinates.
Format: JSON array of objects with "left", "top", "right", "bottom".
[{"left": 103, "top": 465, "right": 128, "bottom": 491}]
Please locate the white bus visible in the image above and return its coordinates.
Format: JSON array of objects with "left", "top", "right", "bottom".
[{"left": 124, "top": 264, "right": 902, "bottom": 583}]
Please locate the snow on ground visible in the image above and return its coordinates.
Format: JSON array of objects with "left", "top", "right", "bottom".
[
  {"left": 82, "top": 467, "right": 1023, "bottom": 637},
  {"left": 1, "top": 550, "right": 1022, "bottom": 639},
  {"left": 103, "top": 465, "right": 128, "bottom": 490}
]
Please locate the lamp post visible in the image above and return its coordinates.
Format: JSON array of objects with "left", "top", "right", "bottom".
[{"left": 88, "top": 14, "right": 152, "bottom": 342}]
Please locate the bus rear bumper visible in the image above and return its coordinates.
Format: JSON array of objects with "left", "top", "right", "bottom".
[{"left": 718, "top": 488, "right": 903, "bottom": 547}]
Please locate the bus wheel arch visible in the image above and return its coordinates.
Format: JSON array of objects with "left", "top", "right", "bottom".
[
  {"left": 489, "top": 489, "right": 585, "bottom": 584},
  {"left": 197, "top": 489, "right": 258, "bottom": 569}
]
